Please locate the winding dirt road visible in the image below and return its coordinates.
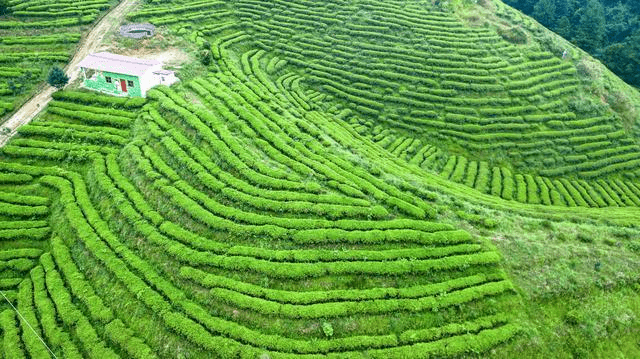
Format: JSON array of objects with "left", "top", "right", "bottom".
[{"left": 0, "top": 0, "right": 140, "bottom": 147}]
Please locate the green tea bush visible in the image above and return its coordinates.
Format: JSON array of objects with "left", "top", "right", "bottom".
[
  {"left": 50, "top": 237, "right": 113, "bottom": 322},
  {"left": 501, "top": 167, "right": 514, "bottom": 201},
  {"left": 104, "top": 320, "right": 159, "bottom": 359},
  {"left": 0, "top": 309, "right": 26, "bottom": 359},
  {"left": 627, "top": 241, "right": 640, "bottom": 253},
  {"left": 576, "top": 232, "right": 594, "bottom": 243},
  {"left": 40, "top": 253, "right": 120, "bottom": 359},
  {"left": 46, "top": 106, "right": 131, "bottom": 128}
]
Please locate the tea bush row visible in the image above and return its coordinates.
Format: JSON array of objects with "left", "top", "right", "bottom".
[
  {"left": 39, "top": 253, "right": 120, "bottom": 359},
  {"left": 31, "top": 266, "right": 83, "bottom": 358},
  {"left": 208, "top": 280, "right": 512, "bottom": 319}
]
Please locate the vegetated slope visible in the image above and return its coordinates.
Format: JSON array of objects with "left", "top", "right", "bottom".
[
  {"left": 0, "top": 0, "right": 638, "bottom": 358},
  {"left": 503, "top": 0, "right": 640, "bottom": 88},
  {"left": 128, "top": 0, "right": 640, "bottom": 209},
  {"left": 0, "top": 55, "right": 522, "bottom": 357},
  {"left": 226, "top": 2, "right": 640, "bottom": 200},
  {"left": 0, "top": 0, "right": 118, "bottom": 121}
]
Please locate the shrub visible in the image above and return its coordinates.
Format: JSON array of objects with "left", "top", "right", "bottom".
[
  {"left": 47, "top": 67, "right": 69, "bottom": 89},
  {"left": 490, "top": 167, "right": 502, "bottom": 197},
  {"left": 52, "top": 90, "right": 146, "bottom": 108},
  {"left": 497, "top": 26, "right": 527, "bottom": 44},
  {"left": 104, "top": 320, "right": 158, "bottom": 359},
  {"left": 576, "top": 233, "right": 594, "bottom": 243},
  {"left": 322, "top": 322, "right": 334, "bottom": 337},
  {"left": 0, "top": 309, "right": 26, "bottom": 359},
  {"left": 627, "top": 241, "right": 640, "bottom": 253},
  {"left": 556, "top": 232, "right": 570, "bottom": 241},
  {"left": 456, "top": 211, "right": 497, "bottom": 229}
]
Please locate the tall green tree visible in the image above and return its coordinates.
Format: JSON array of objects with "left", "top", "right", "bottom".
[
  {"left": 602, "top": 31, "right": 640, "bottom": 86},
  {"left": 555, "top": 16, "right": 572, "bottom": 39},
  {"left": 533, "top": 0, "right": 557, "bottom": 28},
  {"left": 504, "top": 0, "right": 538, "bottom": 13},
  {"left": 555, "top": 0, "right": 576, "bottom": 18},
  {"left": 575, "top": 0, "right": 606, "bottom": 52},
  {"left": 0, "top": 0, "right": 9, "bottom": 15},
  {"left": 605, "top": 2, "right": 638, "bottom": 42}
]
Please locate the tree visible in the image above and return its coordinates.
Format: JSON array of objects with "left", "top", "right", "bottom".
[
  {"left": 503, "top": 0, "right": 538, "bottom": 14},
  {"left": 0, "top": 0, "right": 9, "bottom": 15},
  {"left": 7, "top": 80, "right": 18, "bottom": 95},
  {"left": 555, "top": 16, "right": 572, "bottom": 39},
  {"left": 575, "top": 0, "right": 606, "bottom": 52},
  {"left": 47, "top": 67, "right": 69, "bottom": 89},
  {"left": 602, "top": 31, "right": 640, "bottom": 87},
  {"left": 199, "top": 50, "right": 212, "bottom": 66},
  {"left": 605, "top": 2, "right": 638, "bottom": 43},
  {"left": 533, "top": 0, "right": 556, "bottom": 28},
  {"left": 555, "top": 0, "right": 571, "bottom": 18}
]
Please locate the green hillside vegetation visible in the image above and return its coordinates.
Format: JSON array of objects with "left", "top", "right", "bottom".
[
  {"left": 504, "top": 0, "right": 640, "bottom": 88},
  {"left": 0, "top": 0, "right": 118, "bottom": 121},
  {"left": 0, "top": 0, "right": 639, "bottom": 357}
]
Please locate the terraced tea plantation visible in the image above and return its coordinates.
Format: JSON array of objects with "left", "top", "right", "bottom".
[
  {"left": 0, "top": 0, "right": 117, "bottom": 117},
  {"left": 1, "top": 0, "right": 640, "bottom": 357},
  {"left": 123, "top": 0, "right": 640, "bottom": 208}
]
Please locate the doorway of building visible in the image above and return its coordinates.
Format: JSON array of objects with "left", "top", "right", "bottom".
[{"left": 120, "top": 79, "right": 127, "bottom": 92}]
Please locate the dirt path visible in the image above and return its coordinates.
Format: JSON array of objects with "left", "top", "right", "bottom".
[{"left": 0, "top": 0, "right": 140, "bottom": 147}]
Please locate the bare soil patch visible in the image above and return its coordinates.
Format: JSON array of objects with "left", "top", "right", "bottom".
[{"left": 107, "top": 47, "right": 192, "bottom": 68}]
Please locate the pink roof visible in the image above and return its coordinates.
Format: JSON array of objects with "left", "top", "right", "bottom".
[{"left": 77, "top": 52, "right": 161, "bottom": 77}]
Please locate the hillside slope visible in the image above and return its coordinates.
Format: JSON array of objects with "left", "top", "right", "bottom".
[
  {"left": 0, "top": 0, "right": 140, "bottom": 147},
  {"left": 0, "top": 0, "right": 639, "bottom": 358},
  {"left": 127, "top": 0, "right": 640, "bottom": 209},
  {"left": 0, "top": 0, "right": 121, "bottom": 122}
]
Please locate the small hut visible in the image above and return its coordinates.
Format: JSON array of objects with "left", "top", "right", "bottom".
[{"left": 77, "top": 52, "right": 178, "bottom": 98}]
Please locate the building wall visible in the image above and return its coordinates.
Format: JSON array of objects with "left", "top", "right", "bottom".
[
  {"left": 155, "top": 72, "right": 179, "bottom": 87},
  {"left": 83, "top": 71, "right": 142, "bottom": 97},
  {"left": 139, "top": 64, "right": 163, "bottom": 97}
]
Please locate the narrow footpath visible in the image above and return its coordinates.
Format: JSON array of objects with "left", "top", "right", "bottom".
[{"left": 0, "top": 0, "right": 140, "bottom": 147}]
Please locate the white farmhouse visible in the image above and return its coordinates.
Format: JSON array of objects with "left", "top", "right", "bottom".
[{"left": 77, "top": 52, "right": 178, "bottom": 98}]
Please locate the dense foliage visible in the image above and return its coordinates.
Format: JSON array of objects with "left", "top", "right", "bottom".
[
  {"left": 504, "top": 0, "right": 640, "bottom": 87},
  {"left": 1, "top": 0, "right": 640, "bottom": 357},
  {"left": 0, "top": 0, "right": 8, "bottom": 15},
  {"left": 47, "top": 67, "right": 69, "bottom": 89}
]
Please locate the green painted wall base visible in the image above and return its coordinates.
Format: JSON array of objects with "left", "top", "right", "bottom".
[{"left": 83, "top": 70, "right": 143, "bottom": 97}]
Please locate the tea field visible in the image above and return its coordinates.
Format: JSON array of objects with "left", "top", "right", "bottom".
[
  {"left": 0, "top": 0, "right": 639, "bottom": 357},
  {"left": 0, "top": 0, "right": 118, "bottom": 119}
]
